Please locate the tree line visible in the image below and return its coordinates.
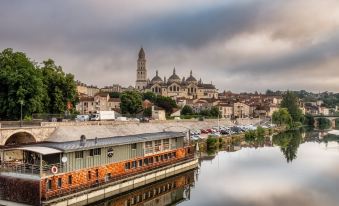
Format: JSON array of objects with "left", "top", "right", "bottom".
[{"left": 0, "top": 48, "right": 78, "bottom": 120}]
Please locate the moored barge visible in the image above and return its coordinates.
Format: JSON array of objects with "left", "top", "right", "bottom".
[{"left": 0, "top": 131, "right": 197, "bottom": 206}]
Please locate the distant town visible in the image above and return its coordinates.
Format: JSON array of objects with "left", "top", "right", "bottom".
[{"left": 76, "top": 48, "right": 339, "bottom": 120}]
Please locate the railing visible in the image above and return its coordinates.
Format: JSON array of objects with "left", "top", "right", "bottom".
[
  {"left": 0, "top": 162, "right": 65, "bottom": 176},
  {"left": 1, "top": 162, "right": 41, "bottom": 175},
  {"left": 43, "top": 151, "right": 195, "bottom": 201}
]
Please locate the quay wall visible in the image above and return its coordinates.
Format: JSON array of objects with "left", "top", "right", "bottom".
[{"left": 0, "top": 118, "right": 260, "bottom": 145}]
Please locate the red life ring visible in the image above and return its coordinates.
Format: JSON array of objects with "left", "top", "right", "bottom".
[{"left": 51, "top": 166, "right": 58, "bottom": 174}]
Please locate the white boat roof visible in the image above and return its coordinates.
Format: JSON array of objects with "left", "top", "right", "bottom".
[{"left": 5, "top": 146, "right": 62, "bottom": 155}]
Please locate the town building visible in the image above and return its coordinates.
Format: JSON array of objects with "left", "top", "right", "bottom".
[{"left": 76, "top": 92, "right": 121, "bottom": 114}]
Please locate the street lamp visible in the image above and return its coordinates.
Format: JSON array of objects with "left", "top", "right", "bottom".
[{"left": 19, "top": 100, "right": 24, "bottom": 127}]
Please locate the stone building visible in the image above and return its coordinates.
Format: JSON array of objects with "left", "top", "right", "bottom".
[
  {"left": 76, "top": 92, "right": 121, "bottom": 114},
  {"left": 135, "top": 48, "right": 218, "bottom": 100}
]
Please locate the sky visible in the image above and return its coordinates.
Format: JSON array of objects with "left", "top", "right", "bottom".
[{"left": 1, "top": 0, "right": 339, "bottom": 93}]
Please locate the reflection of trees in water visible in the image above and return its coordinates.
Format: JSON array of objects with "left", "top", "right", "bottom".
[{"left": 272, "top": 130, "right": 302, "bottom": 162}]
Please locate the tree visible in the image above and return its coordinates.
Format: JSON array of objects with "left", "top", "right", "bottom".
[
  {"left": 154, "top": 96, "right": 177, "bottom": 115},
  {"left": 303, "top": 114, "right": 315, "bottom": 126},
  {"left": 109, "top": 92, "right": 120, "bottom": 98},
  {"left": 0, "top": 48, "right": 45, "bottom": 120},
  {"left": 272, "top": 130, "right": 302, "bottom": 162},
  {"left": 280, "top": 91, "right": 304, "bottom": 123},
  {"left": 41, "top": 59, "right": 78, "bottom": 114},
  {"left": 272, "top": 108, "right": 292, "bottom": 126},
  {"left": 181, "top": 105, "right": 193, "bottom": 115},
  {"left": 120, "top": 91, "right": 143, "bottom": 115},
  {"left": 143, "top": 107, "right": 152, "bottom": 117},
  {"left": 142, "top": 92, "right": 157, "bottom": 103},
  {"left": 210, "top": 106, "right": 221, "bottom": 117},
  {"left": 317, "top": 117, "right": 331, "bottom": 130}
]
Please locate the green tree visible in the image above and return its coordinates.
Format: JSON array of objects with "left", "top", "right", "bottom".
[
  {"left": 272, "top": 130, "right": 302, "bottom": 162},
  {"left": 109, "top": 92, "right": 120, "bottom": 98},
  {"left": 280, "top": 91, "right": 304, "bottom": 123},
  {"left": 181, "top": 105, "right": 193, "bottom": 115},
  {"left": 199, "top": 109, "right": 210, "bottom": 117},
  {"left": 272, "top": 108, "right": 292, "bottom": 126},
  {"left": 41, "top": 59, "right": 78, "bottom": 114},
  {"left": 143, "top": 107, "right": 152, "bottom": 117},
  {"left": 244, "top": 130, "right": 256, "bottom": 143},
  {"left": 210, "top": 106, "right": 221, "bottom": 117},
  {"left": 0, "top": 48, "right": 45, "bottom": 120},
  {"left": 317, "top": 117, "right": 331, "bottom": 130},
  {"left": 303, "top": 114, "right": 315, "bottom": 127},
  {"left": 142, "top": 91, "right": 157, "bottom": 103},
  {"left": 154, "top": 96, "right": 177, "bottom": 115},
  {"left": 120, "top": 91, "right": 143, "bottom": 115}
]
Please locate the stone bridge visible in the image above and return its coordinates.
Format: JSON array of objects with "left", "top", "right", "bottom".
[
  {"left": 0, "top": 126, "right": 57, "bottom": 146},
  {"left": 313, "top": 116, "right": 339, "bottom": 129}
]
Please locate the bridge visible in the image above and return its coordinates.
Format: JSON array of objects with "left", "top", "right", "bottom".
[{"left": 313, "top": 115, "right": 339, "bottom": 129}]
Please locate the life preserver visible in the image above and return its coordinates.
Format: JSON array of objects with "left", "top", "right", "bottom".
[{"left": 51, "top": 166, "right": 58, "bottom": 174}]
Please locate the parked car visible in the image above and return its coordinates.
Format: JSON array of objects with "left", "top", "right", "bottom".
[{"left": 76, "top": 115, "right": 89, "bottom": 121}]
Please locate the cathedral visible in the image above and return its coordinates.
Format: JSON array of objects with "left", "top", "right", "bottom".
[{"left": 135, "top": 48, "right": 218, "bottom": 100}]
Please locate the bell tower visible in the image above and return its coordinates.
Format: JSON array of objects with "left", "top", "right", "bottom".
[{"left": 135, "top": 47, "right": 148, "bottom": 90}]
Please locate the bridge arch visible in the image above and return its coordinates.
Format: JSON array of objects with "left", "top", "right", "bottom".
[{"left": 4, "top": 131, "right": 37, "bottom": 146}]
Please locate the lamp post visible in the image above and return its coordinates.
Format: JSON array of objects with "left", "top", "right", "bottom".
[{"left": 19, "top": 100, "right": 24, "bottom": 127}]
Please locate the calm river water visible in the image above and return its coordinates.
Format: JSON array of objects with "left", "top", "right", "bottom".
[{"left": 92, "top": 129, "right": 339, "bottom": 206}]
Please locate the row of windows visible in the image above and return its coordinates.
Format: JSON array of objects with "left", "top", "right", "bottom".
[
  {"left": 75, "top": 148, "right": 102, "bottom": 159},
  {"left": 46, "top": 169, "right": 100, "bottom": 190},
  {"left": 125, "top": 152, "right": 176, "bottom": 170},
  {"left": 126, "top": 182, "right": 177, "bottom": 206}
]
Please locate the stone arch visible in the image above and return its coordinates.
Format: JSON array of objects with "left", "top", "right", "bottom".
[{"left": 4, "top": 131, "right": 36, "bottom": 146}]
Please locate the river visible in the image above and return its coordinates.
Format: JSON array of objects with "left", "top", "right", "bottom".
[{"left": 91, "top": 129, "right": 339, "bottom": 206}]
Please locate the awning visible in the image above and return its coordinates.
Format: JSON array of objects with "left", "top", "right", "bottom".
[{"left": 4, "top": 146, "right": 62, "bottom": 155}]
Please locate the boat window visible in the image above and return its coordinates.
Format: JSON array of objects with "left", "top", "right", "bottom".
[
  {"left": 131, "top": 143, "right": 137, "bottom": 150},
  {"left": 57, "top": 178, "right": 62, "bottom": 188},
  {"left": 75, "top": 151, "right": 84, "bottom": 159},
  {"left": 144, "top": 158, "right": 149, "bottom": 165},
  {"left": 132, "top": 161, "right": 137, "bottom": 168},
  {"left": 163, "top": 139, "right": 169, "bottom": 150},
  {"left": 139, "top": 159, "right": 143, "bottom": 167},
  {"left": 125, "top": 162, "right": 131, "bottom": 170},
  {"left": 68, "top": 175, "right": 72, "bottom": 185},
  {"left": 90, "top": 148, "right": 101, "bottom": 156},
  {"left": 47, "top": 179, "right": 52, "bottom": 190}
]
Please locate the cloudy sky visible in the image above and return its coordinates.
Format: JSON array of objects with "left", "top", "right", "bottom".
[{"left": 1, "top": 0, "right": 339, "bottom": 92}]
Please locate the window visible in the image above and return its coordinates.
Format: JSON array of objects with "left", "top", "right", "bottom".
[
  {"left": 57, "top": 178, "right": 62, "bottom": 188},
  {"left": 145, "top": 141, "right": 153, "bottom": 154},
  {"left": 88, "top": 171, "right": 91, "bottom": 180},
  {"left": 155, "top": 140, "right": 161, "bottom": 152},
  {"left": 96, "top": 169, "right": 99, "bottom": 178},
  {"left": 75, "top": 151, "right": 83, "bottom": 159},
  {"left": 144, "top": 158, "right": 149, "bottom": 165},
  {"left": 155, "top": 156, "right": 159, "bottom": 162},
  {"left": 90, "top": 148, "right": 101, "bottom": 156},
  {"left": 164, "top": 153, "right": 168, "bottom": 160},
  {"left": 125, "top": 162, "right": 131, "bottom": 170},
  {"left": 131, "top": 143, "right": 137, "bottom": 150},
  {"left": 139, "top": 159, "right": 143, "bottom": 167},
  {"left": 47, "top": 179, "right": 52, "bottom": 190},
  {"left": 132, "top": 161, "right": 137, "bottom": 168},
  {"left": 68, "top": 175, "right": 72, "bottom": 185},
  {"left": 163, "top": 139, "right": 169, "bottom": 150}
]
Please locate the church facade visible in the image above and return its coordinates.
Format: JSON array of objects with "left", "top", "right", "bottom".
[{"left": 135, "top": 48, "right": 218, "bottom": 100}]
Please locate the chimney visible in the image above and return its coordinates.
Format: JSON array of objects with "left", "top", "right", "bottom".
[{"left": 80, "top": 135, "right": 86, "bottom": 146}]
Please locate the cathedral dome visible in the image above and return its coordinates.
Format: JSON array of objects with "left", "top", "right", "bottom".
[
  {"left": 168, "top": 68, "right": 181, "bottom": 84},
  {"left": 186, "top": 70, "right": 197, "bottom": 84},
  {"left": 138, "top": 47, "right": 145, "bottom": 59},
  {"left": 151, "top": 70, "right": 163, "bottom": 84}
]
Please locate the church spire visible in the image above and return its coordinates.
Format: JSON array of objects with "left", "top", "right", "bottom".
[
  {"left": 138, "top": 47, "right": 145, "bottom": 59},
  {"left": 173, "top": 67, "right": 176, "bottom": 74}
]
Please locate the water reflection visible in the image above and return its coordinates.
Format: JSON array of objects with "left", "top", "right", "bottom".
[
  {"left": 272, "top": 130, "right": 302, "bottom": 162},
  {"left": 88, "top": 130, "right": 339, "bottom": 206},
  {"left": 89, "top": 170, "right": 195, "bottom": 206}
]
